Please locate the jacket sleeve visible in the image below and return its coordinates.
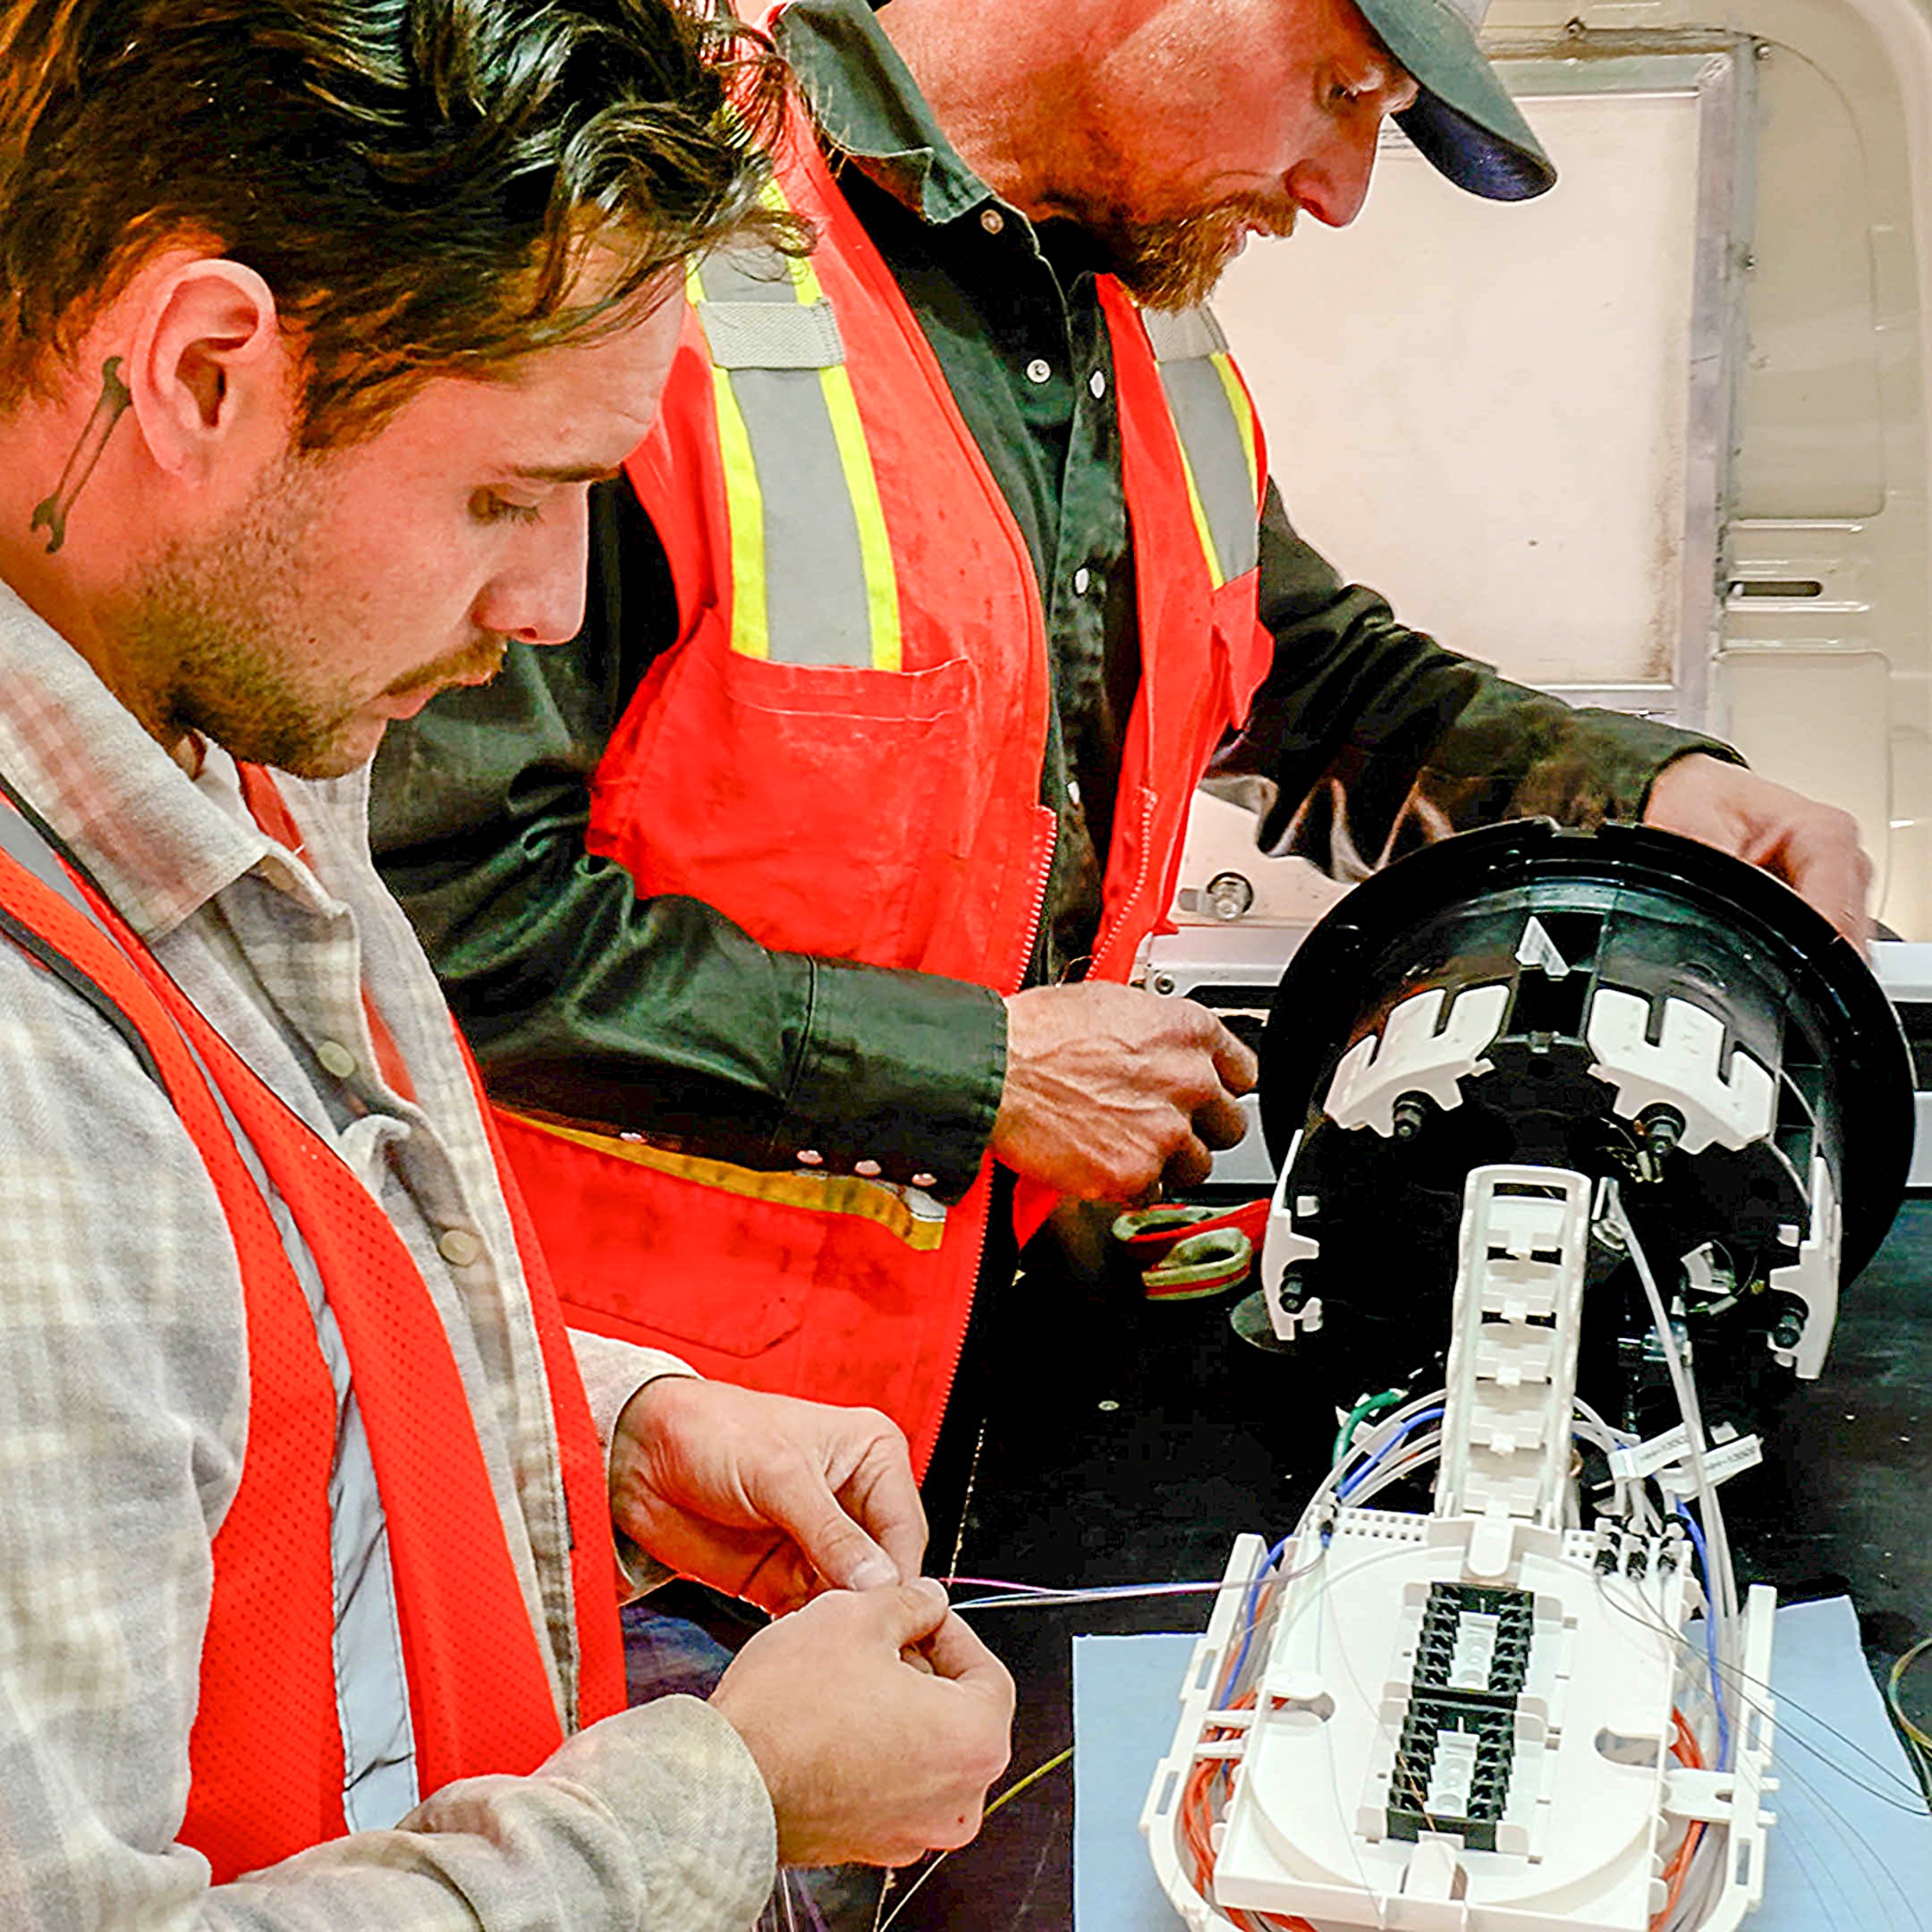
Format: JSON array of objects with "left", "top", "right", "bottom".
[
  {"left": 1208, "top": 481, "right": 1742, "bottom": 876},
  {"left": 0, "top": 941, "right": 777, "bottom": 1932},
  {"left": 370, "top": 479, "right": 1006, "bottom": 1205},
  {"left": 569, "top": 1328, "right": 700, "bottom": 1597}
]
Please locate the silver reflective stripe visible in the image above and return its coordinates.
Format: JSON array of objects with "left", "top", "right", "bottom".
[
  {"left": 1162, "top": 358, "right": 1260, "bottom": 581},
  {"left": 697, "top": 242, "right": 843, "bottom": 363},
  {"left": 1144, "top": 306, "right": 1229, "bottom": 364},
  {"left": 726, "top": 366, "right": 875, "bottom": 664},
  {"left": 278, "top": 1156, "right": 420, "bottom": 1830},
  {"left": 699, "top": 239, "right": 804, "bottom": 306},
  {"left": 0, "top": 794, "right": 419, "bottom": 1828},
  {"left": 1146, "top": 305, "right": 1259, "bottom": 585},
  {"left": 693, "top": 239, "right": 884, "bottom": 665},
  {"left": 0, "top": 795, "right": 94, "bottom": 920},
  {"left": 700, "top": 300, "right": 843, "bottom": 370}
]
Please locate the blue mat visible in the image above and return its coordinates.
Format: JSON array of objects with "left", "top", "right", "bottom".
[{"left": 1073, "top": 1597, "right": 1932, "bottom": 1930}]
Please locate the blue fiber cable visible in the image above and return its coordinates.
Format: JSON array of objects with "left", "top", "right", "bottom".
[
  {"left": 1218, "top": 1406, "right": 1446, "bottom": 1699},
  {"left": 1675, "top": 1501, "right": 1732, "bottom": 1772},
  {"left": 1222, "top": 1532, "right": 1293, "bottom": 1699},
  {"left": 1339, "top": 1408, "right": 1445, "bottom": 1500}
]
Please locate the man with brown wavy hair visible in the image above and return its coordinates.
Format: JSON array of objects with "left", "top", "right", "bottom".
[{"left": 0, "top": 2, "right": 1011, "bottom": 1924}]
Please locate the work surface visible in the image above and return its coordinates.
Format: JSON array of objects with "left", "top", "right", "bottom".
[{"left": 882, "top": 1196, "right": 1932, "bottom": 1931}]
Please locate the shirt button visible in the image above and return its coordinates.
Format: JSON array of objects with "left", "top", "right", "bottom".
[
  {"left": 1089, "top": 369, "right": 1107, "bottom": 400},
  {"left": 1067, "top": 778, "right": 1083, "bottom": 807},
  {"left": 316, "top": 1039, "right": 357, "bottom": 1080},
  {"left": 437, "top": 1228, "right": 483, "bottom": 1268},
  {"left": 1072, "top": 566, "right": 1092, "bottom": 596},
  {"left": 1025, "top": 358, "right": 1052, "bottom": 386},
  {"left": 854, "top": 1158, "right": 883, "bottom": 1179},
  {"left": 911, "top": 1173, "right": 938, "bottom": 1191},
  {"left": 980, "top": 208, "right": 1004, "bottom": 235},
  {"left": 796, "top": 1148, "right": 824, "bottom": 1166}
]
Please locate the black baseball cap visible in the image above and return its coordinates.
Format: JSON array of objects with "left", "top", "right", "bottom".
[{"left": 1356, "top": 0, "right": 1555, "bottom": 199}]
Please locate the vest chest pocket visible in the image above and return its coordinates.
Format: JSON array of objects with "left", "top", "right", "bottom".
[{"left": 594, "top": 625, "right": 977, "bottom": 970}]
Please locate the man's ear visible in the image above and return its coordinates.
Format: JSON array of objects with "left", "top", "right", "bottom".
[{"left": 125, "top": 255, "right": 292, "bottom": 482}]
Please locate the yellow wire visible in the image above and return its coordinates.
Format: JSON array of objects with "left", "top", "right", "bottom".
[
  {"left": 986, "top": 1744, "right": 1074, "bottom": 1818},
  {"left": 1887, "top": 1634, "right": 1932, "bottom": 1804},
  {"left": 876, "top": 1747, "right": 1074, "bottom": 1930}
]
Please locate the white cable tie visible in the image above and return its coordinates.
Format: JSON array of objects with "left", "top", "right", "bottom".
[
  {"left": 1657, "top": 1432, "right": 1763, "bottom": 1498},
  {"left": 1608, "top": 1421, "right": 1691, "bottom": 1481}
]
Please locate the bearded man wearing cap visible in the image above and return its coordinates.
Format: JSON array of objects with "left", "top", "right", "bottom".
[{"left": 371, "top": 0, "right": 1868, "bottom": 1507}]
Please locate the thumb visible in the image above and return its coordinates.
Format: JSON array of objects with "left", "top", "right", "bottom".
[
  {"left": 1215, "top": 1024, "right": 1259, "bottom": 1094},
  {"left": 870, "top": 1576, "right": 952, "bottom": 1649},
  {"left": 750, "top": 1452, "right": 900, "bottom": 1592}
]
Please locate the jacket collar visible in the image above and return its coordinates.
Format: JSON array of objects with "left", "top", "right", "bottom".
[{"left": 775, "top": 0, "right": 996, "bottom": 226}]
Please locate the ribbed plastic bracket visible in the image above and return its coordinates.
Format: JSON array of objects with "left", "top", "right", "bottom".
[{"left": 1434, "top": 1165, "right": 1593, "bottom": 1531}]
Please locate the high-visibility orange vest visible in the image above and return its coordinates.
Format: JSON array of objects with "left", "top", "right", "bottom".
[
  {"left": 0, "top": 794, "right": 625, "bottom": 1884},
  {"left": 499, "top": 55, "right": 1273, "bottom": 1477}
]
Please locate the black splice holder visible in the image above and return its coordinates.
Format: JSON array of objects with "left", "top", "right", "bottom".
[{"left": 1386, "top": 1584, "right": 1536, "bottom": 1852}]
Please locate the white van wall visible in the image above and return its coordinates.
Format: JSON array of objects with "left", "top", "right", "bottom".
[{"left": 1182, "top": 0, "right": 1932, "bottom": 937}]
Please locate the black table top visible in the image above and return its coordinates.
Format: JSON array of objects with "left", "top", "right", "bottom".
[{"left": 882, "top": 1195, "right": 1932, "bottom": 1930}]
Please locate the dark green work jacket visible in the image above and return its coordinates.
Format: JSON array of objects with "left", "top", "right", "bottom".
[{"left": 369, "top": 0, "right": 1730, "bottom": 1208}]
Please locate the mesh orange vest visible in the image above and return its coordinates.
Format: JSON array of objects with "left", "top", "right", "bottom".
[
  {"left": 0, "top": 795, "right": 624, "bottom": 1882},
  {"left": 499, "top": 64, "right": 1274, "bottom": 1477}
]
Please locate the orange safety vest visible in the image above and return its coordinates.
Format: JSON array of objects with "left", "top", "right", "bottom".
[
  {"left": 0, "top": 790, "right": 625, "bottom": 1884},
  {"left": 498, "top": 55, "right": 1273, "bottom": 1477}
]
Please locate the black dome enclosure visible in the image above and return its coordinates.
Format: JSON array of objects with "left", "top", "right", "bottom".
[{"left": 1255, "top": 820, "right": 1914, "bottom": 1436}]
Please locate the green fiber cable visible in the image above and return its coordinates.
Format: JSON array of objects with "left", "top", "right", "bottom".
[{"left": 1333, "top": 1389, "right": 1406, "bottom": 1466}]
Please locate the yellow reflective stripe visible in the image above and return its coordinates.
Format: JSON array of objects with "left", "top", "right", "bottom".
[
  {"left": 710, "top": 364, "right": 771, "bottom": 659},
  {"left": 1211, "top": 352, "right": 1260, "bottom": 505},
  {"left": 758, "top": 174, "right": 824, "bottom": 303},
  {"left": 784, "top": 243, "right": 824, "bottom": 306},
  {"left": 523, "top": 1116, "right": 948, "bottom": 1252},
  {"left": 698, "top": 174, "right": 897, "bottom": 663},
  {"left": 689, "top": 253, "right": 772, "bottom": 660},
  {"left": 1174, "top": 436, "right": 1226, "bottom": 591},
  {"left": 818, "top": 363, "right": 902, "bottom": 671}
]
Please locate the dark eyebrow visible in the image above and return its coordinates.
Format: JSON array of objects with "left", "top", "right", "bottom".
[{"left": 507, "top": 462, "right": 626, "bottom": 484}]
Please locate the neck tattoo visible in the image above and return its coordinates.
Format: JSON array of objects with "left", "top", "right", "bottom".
[{"left": 30, "top": 355, "right": 133, "bottom": 555}]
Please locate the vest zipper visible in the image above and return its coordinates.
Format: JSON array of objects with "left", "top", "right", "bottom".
[
  {"left": 999, "top": 806, "right": 1060, "bottom": 997},
  {"left": 792, "top": 112, "right": 1057, "bottom": 996},
  {"left": 1089, "top": 784, "right": 1160, "bottom": 983},
  {"left": 918, "top": 1172, "right": 995, "bottom": 1484},
  {"left": 915, "top": 809, "right": 1055, "bottom": 1478}
]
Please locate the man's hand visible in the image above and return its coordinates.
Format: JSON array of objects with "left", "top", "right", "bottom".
[
  {"left": 1643, "top": 753, "right": 1873, "bottom": 948},
  {"left": 710, "top": 1580, "right": 1015, "bottom": 1868},
  {"left": 991, "top": 982, "right": 1258, "bottom": 1202},
  {"left": 609, "top": 1378, "right": 926, "bottom": 1614}
]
